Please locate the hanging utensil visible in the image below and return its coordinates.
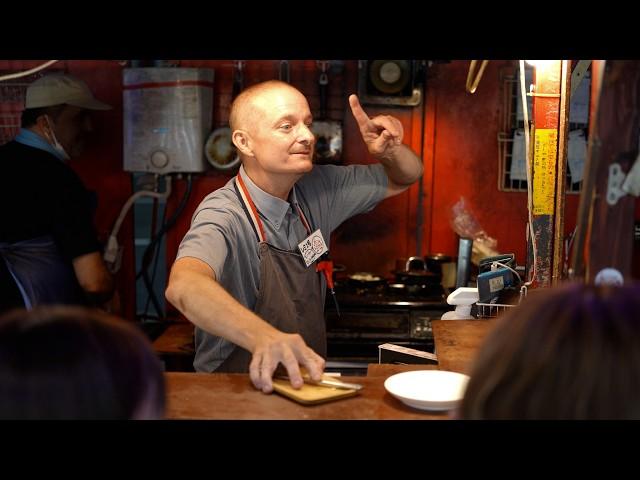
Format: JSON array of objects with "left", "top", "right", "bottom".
[
  {"left": 311, "top": 60, "right": 342, "bottom": 164},
  {"left": 206, "top": 61, "right": 244, "bottom": 171},
  {"left": 279, "top": 59, "right": 290, "bottom": 83},
  {"left": 316, "top": 252, "right": 340, "bottom": 317}
]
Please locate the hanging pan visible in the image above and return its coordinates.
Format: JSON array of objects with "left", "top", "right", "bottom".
[{"left": 206, "top": 61, "right": 243, "bottom": 172}]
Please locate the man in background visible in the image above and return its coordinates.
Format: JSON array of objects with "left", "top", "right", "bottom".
[{"left": 0, "top": 73, "right": 115, "bottom": 314}]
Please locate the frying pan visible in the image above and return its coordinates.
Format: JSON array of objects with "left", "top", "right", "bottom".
[
  {"left": 311, "top": 60, "right": 342, "bottom": 164},
  {"left": 347, "top": 272, "right": 387, "bottom": 289},
  {"left": 206, "top": 61, "right": 243, "bottom": 171}
]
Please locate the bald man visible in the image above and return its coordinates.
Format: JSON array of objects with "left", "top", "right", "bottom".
[{"left": 166, "top": 80, "right": 423, "bottom": 393}]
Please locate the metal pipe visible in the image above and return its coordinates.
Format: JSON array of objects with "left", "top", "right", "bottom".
[{"left": 552, "top": 60, "right": 571, "bottom": 284}]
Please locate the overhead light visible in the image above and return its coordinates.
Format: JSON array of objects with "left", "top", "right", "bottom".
[{"left": 525, "top": 60, "right": 556, "bottom": 69}]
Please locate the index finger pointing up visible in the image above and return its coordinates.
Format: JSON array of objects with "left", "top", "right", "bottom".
[{"left": 348, "top": 94, "right": 371, "bottom": 129}]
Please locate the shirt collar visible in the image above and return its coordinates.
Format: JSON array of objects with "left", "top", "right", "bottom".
[
  {"left": 14, "top": 128, "right": 67, "bottom": 162},
  {"left": 238, "top": 165, "right": 292, "bottom": 231}
]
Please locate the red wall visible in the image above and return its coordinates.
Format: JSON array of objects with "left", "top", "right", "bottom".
[{"left": 2, "top": 59, "right": 635, "bottom": 321}]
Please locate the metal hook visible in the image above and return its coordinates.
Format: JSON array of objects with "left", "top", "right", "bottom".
[
  {"left": 233, "top": 60, "right": 245, "bottom": 83},
  {"left": 316, "top": 60, "right": 329, "bottom": 73},
  {"left": 466, "top": 60, "right": 489, "bottom": 94}
]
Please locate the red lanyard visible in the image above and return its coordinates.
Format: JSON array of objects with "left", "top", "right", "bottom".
[{"left": 235, "top": 174, "right": 311, "bottom": 243}]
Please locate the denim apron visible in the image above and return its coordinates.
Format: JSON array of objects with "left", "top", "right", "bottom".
[{"left": 0, "top": 235, "right": 83, "bottom": 309}]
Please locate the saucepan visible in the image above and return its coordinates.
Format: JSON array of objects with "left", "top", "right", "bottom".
[{"left": 393, "top": 256, "right": 440, "bottom": 286}]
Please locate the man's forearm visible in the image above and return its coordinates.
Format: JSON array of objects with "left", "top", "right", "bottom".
[
  {"left": 378, "top": 144, "right": 424, "bottom": 186},
  {"left": 166, "top": 270, "right": 279, "bottom": 353}
]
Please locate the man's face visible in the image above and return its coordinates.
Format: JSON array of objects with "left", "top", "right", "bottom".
[
  {"left": 50, "top": 105, "right": 94, "bottom": 158},
  {"left": 248, "top": 87, "right": 315, "bottom": 175}
]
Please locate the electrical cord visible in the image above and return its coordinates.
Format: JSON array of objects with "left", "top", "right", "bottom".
[
  {"left": 138, "top": 174, "right": 193, "bottom": 320},
  {"left": 104, "top": 175, "right": 172, "bottom": 273},
  {"left": 0, "top": 60, "right": 59, "bottom": 82},
  {"left": 519, "top": 60, "right": 537, "bottom": 286},
  {"left": 491, "top": 260, "right": 522, "bottom": 284},
  {"left": 143, "top": 196, "right": 168, "bottom": 318}
]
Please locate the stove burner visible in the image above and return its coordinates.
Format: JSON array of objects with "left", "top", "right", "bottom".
[
  {"left": 333, "top": 278, "right": 445, "bottom": 302},
  {"left": 324, "top": 277, "right": 451, "bottom": 367}
]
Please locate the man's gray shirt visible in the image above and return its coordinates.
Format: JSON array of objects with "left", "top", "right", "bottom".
[{"left": 177, "top": 163, "right": 388, "bottom": 371}]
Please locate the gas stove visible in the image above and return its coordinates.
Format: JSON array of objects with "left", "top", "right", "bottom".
[{"left": 323, "top": 279, "right": 452, "bottom": 374}]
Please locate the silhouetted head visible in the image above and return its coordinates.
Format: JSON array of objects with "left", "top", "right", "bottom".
[
  {"left": 459, "top": 282, "right": 640, "bottom": 419},
  {"left": 0, "top": 306, "right": 165, "bottom": 419}
]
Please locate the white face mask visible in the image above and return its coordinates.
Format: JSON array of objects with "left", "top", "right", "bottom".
[{"left": 44, "top": 115, "right": 70, "bottom": 161}]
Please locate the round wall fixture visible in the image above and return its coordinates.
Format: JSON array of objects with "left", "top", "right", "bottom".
[
  {"left": 205, "top": 127, "right": 240, "bottom": 171},
  {"left": 369, "top": 60, "right": 410, "bottom": 95},
  {"left": 150, "top": 150, "right": 169, "bottom": 169}
]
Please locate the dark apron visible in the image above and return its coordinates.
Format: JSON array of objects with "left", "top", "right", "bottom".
[
  {"left": 0, "top": 235, "right": 84, "bottom": 309},
  {"left": 215, "top": 177, "right": 326, "bottom": 373}
]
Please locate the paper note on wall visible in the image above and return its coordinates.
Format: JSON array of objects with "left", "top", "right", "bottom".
[
  {"left": 533, "top": 129, "right": 558, "bottom": 215},
  {"left": 569, "top": 71, "right": 591, "bottom": 125},
  {"left": 567, "top": 129, "right": 587, "bottom": 183},
  {"left": 510, "top": 129, "right": 527, "bottom": 181}
]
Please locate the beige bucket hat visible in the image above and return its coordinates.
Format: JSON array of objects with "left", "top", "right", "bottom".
[{"left": 25, "top": 73, "right": 112, "bottom": 110}]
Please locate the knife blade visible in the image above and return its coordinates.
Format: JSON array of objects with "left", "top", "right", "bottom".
[
  {"left": 274, "top": 374, "right": 363, "bottom": 391},
  {"left": 305, "top": 377, "right": 363, "bottom": 391}
]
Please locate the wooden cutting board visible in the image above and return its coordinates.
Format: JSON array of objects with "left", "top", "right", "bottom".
[{"left": 272, "top": 376, "right": 359, "bottom": 405}]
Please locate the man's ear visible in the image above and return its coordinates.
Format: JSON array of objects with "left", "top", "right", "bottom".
[
  {"left": 232, "top": 130, "right": 253, "bottom": 156},
  {"left": 34, "top": 114, "right": 51, "bottom": 139},
  {"left": 36, "top": 114, "right": 50, "bottom": 130}
]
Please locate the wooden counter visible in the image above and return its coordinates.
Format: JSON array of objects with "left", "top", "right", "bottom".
[
  {"left": 164, "top": 372, "right": 450, "bottom": 420},
  {"left": 162, "top": 319, "right": 497, "bottom": 418},
  {"left": 153, "top": 323, "right": 195, "bottom": 372},
  {"left": 153, "top": 323, "right": 194, "bottom": 355},
  {"left": 366, "top": 363, "right": 438, "bottom": 377},
  {"left": 431, "top": 319, "right": 496, "bottom": 374}
]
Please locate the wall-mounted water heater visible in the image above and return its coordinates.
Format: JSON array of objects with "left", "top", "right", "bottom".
[{"left": 123, "top": 68, "right": 214, "bottom": 173}]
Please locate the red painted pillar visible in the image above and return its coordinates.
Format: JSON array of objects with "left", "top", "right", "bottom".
[{"left": 529, "top": 61, "right": 562, "bottom": 287}]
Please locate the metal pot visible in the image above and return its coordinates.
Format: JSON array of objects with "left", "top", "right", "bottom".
[
  {"left": 393, "top": 256, "right": 440, "bottom": 286},
  {"left": 425, "top": 253, "right": 452, "bottom": 276}
]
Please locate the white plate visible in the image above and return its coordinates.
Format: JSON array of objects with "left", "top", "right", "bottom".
[{"left": 384, "top": 370, "right": 470, "bottom": 411}]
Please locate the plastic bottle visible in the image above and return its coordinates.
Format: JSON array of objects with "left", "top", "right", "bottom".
[{"left": 441, "top": 287, "right": 479, "bottom": 320}]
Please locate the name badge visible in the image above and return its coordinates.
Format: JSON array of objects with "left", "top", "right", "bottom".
[{"left": 297, "top": 229, "right": 328, "bottom": 267}]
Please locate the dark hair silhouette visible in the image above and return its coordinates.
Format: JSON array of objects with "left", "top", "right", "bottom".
[
  {"left": 0, "top": 306, "right": 165, "bottom": 419},
  {"left": 459, "top": 282, "right": 640, "bottom": 419}
]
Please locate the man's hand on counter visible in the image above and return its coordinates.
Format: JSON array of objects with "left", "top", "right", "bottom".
[{"left": 248, "top": 332, "right": 325, "bottom": 393}]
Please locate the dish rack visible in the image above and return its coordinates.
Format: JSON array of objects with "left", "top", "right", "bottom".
[{"left": 476, "top": 285, "right": 528, "bottom": 318}]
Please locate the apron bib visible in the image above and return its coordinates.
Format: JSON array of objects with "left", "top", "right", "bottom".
[{"left": 216, "top": 176, "right": 326, "bottom": 372}]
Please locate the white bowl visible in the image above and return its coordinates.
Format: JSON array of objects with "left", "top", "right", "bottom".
[{"left": 384, "top": 370, "right": 470, "bottom": 411}]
